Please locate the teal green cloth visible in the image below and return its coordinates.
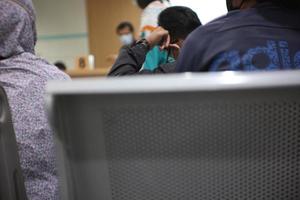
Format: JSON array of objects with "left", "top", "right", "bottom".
[{"left": 143, "top": 46, "right": 175, "bottom": 70}]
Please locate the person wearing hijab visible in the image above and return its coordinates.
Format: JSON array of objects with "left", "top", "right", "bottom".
[{"left": 0, "top": 0, "right": 69, "bottom": 199}]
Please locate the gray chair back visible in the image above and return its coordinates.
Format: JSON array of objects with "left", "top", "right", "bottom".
[{"left": 47, "top": 71, "right": 300, "bottom": 200}]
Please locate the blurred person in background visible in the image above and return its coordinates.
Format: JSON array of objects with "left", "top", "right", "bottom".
[
  {"left": 54, "top": 61, "right": 67, "bottom": 72},
  {"left": 109, "top": 6, "right": 201, "bottom": 75},
  {"left": 177, "top": 0, "right": 300, "bottom": 72},
  {"left": 136, "top": 0, "right": 171, "bottom": 71},
  {"left": 107, "top": 22, "right": 137, "bottom": 64},
  {"left": 0, "top": 0, "right": 70, "bottom": 199},
  {"left": 137, "top": 0, "right": 170, "bottom": 39},
  {"left": 116, "top": 21, "right": 136, "bottom": 46}
]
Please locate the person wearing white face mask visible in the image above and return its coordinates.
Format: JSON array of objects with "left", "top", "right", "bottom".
[
  {"left": 116, "top": 21, "right": 136, "bottom": 46},
  {"left": 106, "top": 22, "right": 137, "bottom": 65}
]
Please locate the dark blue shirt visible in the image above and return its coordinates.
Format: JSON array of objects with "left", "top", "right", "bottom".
[{"left": 176, "top": 2, "right": 300, "bottom": 72}]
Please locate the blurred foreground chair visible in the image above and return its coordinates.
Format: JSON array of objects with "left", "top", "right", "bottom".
[
  {"left": 47, "top": 71, "right": 300, "bottom": 200},
  {"left": 0, "top": 86, "right": 27, "bottom": 200}
]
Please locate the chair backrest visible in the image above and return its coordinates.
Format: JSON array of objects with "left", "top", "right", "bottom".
[
  {"left": 47, "top": 71, "right": 300, "bottom": 200},
  {"left": 0, "top": 86, "right": 27, "bottom": 200}
]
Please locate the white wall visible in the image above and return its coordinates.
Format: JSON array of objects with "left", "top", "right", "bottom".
[
  {"left": 171, "top": 0, "right": 227, "bottom": 24},
  {"left": 33, "top": 0, "right": 89, "bottom": 69}
]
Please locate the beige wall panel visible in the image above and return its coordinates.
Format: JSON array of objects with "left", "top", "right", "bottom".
[{"left": 87, "top": 0, "right": 141, "bottom": 68}]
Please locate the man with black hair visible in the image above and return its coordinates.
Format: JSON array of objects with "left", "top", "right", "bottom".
[
  {"left": 108, "top": 6, "right": 201, "bottom": 75},
  {"left": 177, "top": 0, "right": 300, "bottom": 72},
  {"left": 54, "top": 61, "right": 67, "bottom": 72},
  {"left": 116, "top": 22, "right": 136, "bottom": 46}
]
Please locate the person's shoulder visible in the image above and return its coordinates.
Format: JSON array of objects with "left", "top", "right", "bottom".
[
  {"left": 23, "top": 53, "right": 71, "bottom": 81},
  {"left": 40, "top": 62, "right": 70, "bottom": 81},
  {"left": 185, "top": 11, "right": 245, "bottom": 48},
  {"left": 177, "top": 13, "right": 239, "bottom": 71},
  {"left": 189, "top": 13, "right": 236, "bottom": 39}
]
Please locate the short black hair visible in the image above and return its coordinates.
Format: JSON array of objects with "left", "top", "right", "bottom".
[
  {"left": 54, "top": 62, "right": 67, "bottom": 71},
  {"left": 136, "top": 0, "right": 155, "bottom": 9},
  {"left": 158, "top": 6, "right": 202, "bottom": 42},
  {"left": 116, "top": 22, "right": 135, "bottom": 34}
]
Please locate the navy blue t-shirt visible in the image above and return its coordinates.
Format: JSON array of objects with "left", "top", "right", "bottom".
[{"left": 176, "top": 2, "right": 300, "bottom": 72}]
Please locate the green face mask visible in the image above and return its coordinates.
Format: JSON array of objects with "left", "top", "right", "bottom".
[{"left": 165, "top": 49, "right": 176, "bottom": 64}]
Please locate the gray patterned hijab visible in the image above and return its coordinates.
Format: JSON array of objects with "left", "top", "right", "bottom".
[{"left": 0, "top": 0, "right": 36, "bottom": 58}]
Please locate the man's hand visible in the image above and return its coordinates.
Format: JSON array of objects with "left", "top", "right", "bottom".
[
  {"left": 146, "top": 27, "right": 170, "bottom": 50},
  {"left": 169, "top": 44, "right": 181, "bottom": 59}
]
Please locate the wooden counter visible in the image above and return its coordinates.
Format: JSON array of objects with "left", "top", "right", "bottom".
[{"left": 66, "top": 68, "right": 110, "bottom": 78}]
